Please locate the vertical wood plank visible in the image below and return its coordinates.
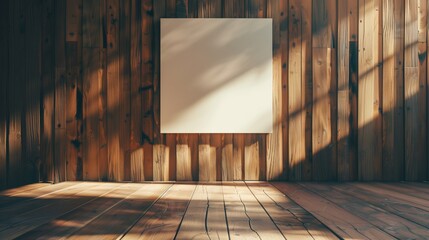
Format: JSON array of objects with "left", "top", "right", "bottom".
[
  {"left": 212, "top": 134, "right": 222, "bottom": 181},
  {"left": 152, "top": 0, "right": 166, "bottom": 181},
  {"left": 288, "top": 0, "right": 304, "bottom": 181},
  {"left": 142, "top": 0, "right": 154, "bottom": 181},
  {"left": 404, "top": 0, "right": 427, "bottom": 181},
  {"left": 82, "top": 48, "right": 101, "bottom": 181},
  {"left": 267, "top": 0, "right": 283, "bottom": 181},
  {"left": 120, "top": 0, "right": 131, "bottom": 181},
  {"left": 337, "top": 0, "right": 358, "bottom": 181},
  {"left": 41, "top": 0, "right": 55, "bottom": 183},
  {"left": 54, "top": 0, "right": 67, "bottom": 182},
  {"left": 301, "top": 0, "right": 312, "bottom": 181},
  {"left": 82, "top": 0, "right": 102, "bottom": 181},
  {"left": 233, "top": 134, "right": 244, "bottom": 180},
  {"left": 131, "top": 148, "right": 144, "bottom": 181},
  {"left": 280, "top": 0, "right": 289, "bottom": 181},
  {"left": 153, "top": 145, "right": 169, "bottom": 181},
  {"left": 0, "top": 0, "right": 9, "bottom": 188},
  {"left": 189, "top": 133, "right": 199, "bottom": 180},
  {"left": 25, "top": 0, "right": 42, "bottom": 184},
  {"left": 65, "top": 0, "right": 82, "bottom": 181},
  {"left": 358, "top": 0, "right": 382, "bottom": 180},
  {"left": 99, "top": 0, "right": 108, "bottom": 181},
  {"left": 199, "top": 135, "right": 216, "bottom": 181},
  {"left": 130, "top": 0, "right": 142, "bottom": 161},
  {"left": 107, "top": 0, "right": 123, "bottom": 181},
  {"left": 312, "top": 0, "right": 337, "bottom": 181},
  {"left": 221, "top": 134, "right": 234, "bottom": 180},
  {"left": 382, "top": 0, "right": 405, "bottom": 181},
  {"left": 177, "top": 135, "right": 192, "bottom": 180}
]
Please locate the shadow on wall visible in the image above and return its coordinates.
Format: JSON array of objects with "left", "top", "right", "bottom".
[{"left": 0, "top": 0, "right": 428, "bottom": 186}]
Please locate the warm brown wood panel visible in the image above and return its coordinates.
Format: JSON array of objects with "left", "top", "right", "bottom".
[
  {"left": 267, "top": 0, "right": 284, "bottom": 181},
  {"left": 54, "top": 0, "right": 67, "bottom": 182},
  {"left": 107, "top": 0, "right": 123, "bottom": 181},
  {"left": 4, "top": 0, "right": 429, "bottom": 185},
  {"left": 312, "top": 0, "right": 337, "bottom": 181},
  {"left": 41, "top": 0, "right": 55, "bottom": 183},
  {"left": 358, "top": 0, "right": 382, "bottom": 181},
  {"left": 337, "top": 0, "right": 358, "bottom": 181},
  {"left": 288, "top": 0, "right": 304, "bottom": 181},
  {"left": 119, "top": 0, "right": 131, "bottom": 181},
  {"left": 382, "top": 0, "right": 405, "bottom": 181},
  {"left": 404, "top": 0, "right": 427, "bottom": 181},
  {"left": 65, "top": 0, "right": 82, "bottom": 181},
  {"left": 25, "top": 1, "right": 42, "bottom": 185}
]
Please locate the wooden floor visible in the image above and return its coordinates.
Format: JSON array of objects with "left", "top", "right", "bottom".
[{"left": 0, "top": 182, "right": 428, "bottom": 239}]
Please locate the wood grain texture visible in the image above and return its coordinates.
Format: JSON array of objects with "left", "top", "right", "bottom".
[
  {"left": 267, "top": 0, "right": 284, "bottom": 181},
  {"left": 175, "top": 184, "right": 228, "bottom": 240},
  {"left": 120, "top": 0, "right": 131, "bottom": 181},
  {"left": 301, "top": 0, "right": 312, "bottom": 181},
  {"left": 107, "top": 0, "right": 123, "bottom": 181},
  {"left": 358, "top": 0, "right": 382, "bottom": 181},
  {"left": 65, "top": 33, "right": 80, "bottom": 182},
  {"left": 153, "top": 144, "right": 169, "bottom": 181},
  {"left": 404, "top": 0, "right": 427, "bottom": 181},
  {"left": 3, "top": 0, "right": 429, "bottom": 184},
  {"left": 41, "top": 0, "right": 55, "bottom": 183},
  {"left": 288, "top": 0, "right": 305, "bottom": 181},
  {"left": 122, "top": 184, "right": 195, "bottom": 240},
  {"left": 54, "top": 0, "right": 67, "bottom": 183},
  {"left": 312, "top": 0, "right": 337, "bottom": 181},
  {"left": 273, "top": 182, "right": 395, "bottom": 239},
  {"left": 382, "top": 0, "right": 405, "bottom": 181},
  {"left": 24, "top": 1, "right": 42, "bottom": 185},
  {"left": 199, "top": 135, "right": 216, "bottom": 181},
  {"left": 280, "top": 0, "right": 289, "bottom": 181},
  {"left": 337, "top": 0, "right": 358, "bottom": 181},
  {"left": 66, "top": 183, "right": 171, "bottom": 240},
  {"left": 131, "top": 148, "right": 144, "bottom": 181},
  {"left": 82, "top": 48, "right": 101, "bottom": 181},
  {"left": 303, "top": 183, "right": 429, "bottom": 239},
  {"left": 247, "top": 182, "right": 339, "bottom": 240}
]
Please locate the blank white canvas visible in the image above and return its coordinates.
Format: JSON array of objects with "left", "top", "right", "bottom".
[{"left": 160, "top": 18, "right": 272, "bottom": 133}]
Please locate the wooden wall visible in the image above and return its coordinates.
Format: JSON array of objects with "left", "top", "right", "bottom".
[{"left": 1, "top": 0, "right": 429, "bottom": 188}]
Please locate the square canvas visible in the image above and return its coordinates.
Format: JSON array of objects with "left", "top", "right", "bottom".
[{"left": 161, "top": 18, "right": 272, "bottom": 133}]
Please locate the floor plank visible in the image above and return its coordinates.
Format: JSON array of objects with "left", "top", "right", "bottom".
[
  {"left": 0, "top": 182, "right": 118, "bottom": 239},
  {"left": 351, "top": 183, "right": 429, "bottom": 211},
  {"left": 224, "top": 182, "right": 284, "bottom": 240},
  {"left": 1, "top": 182, "right": 428, "bottom": 239},
  {"left": 0, "top": 182, "right": 79, "bottom": 207},
  {"left": 15, "top": 183, "right": 149, "bottom": 239},
  {"left": 0, "top": 182, "right": 96, "bottom": 223},
  {"left": 121, "top": 183, "right": 196, "bottom": 240},
  {"left": 246, "top": 182, "right": 338, "bottom": 240},
  {"left": 377, "top": 182, "right": 429, "bottom": 201},
  {"left": 330, "top": 183, "right": 429, "bottom": 229},
  {"left": 302, "top": 183, "right": 429, "bottom": 239},
  {"left": 176, "top": 184, "right": 229, "bottom": 240},
  {"left": 66, "top": 183, "right": 172, "bottom": 239},
  {"left": 0, "top": 183, "right": 51, "bottom": 197},
  {"left": 272, "top": 182, "right": 395, "bottom": 239}
]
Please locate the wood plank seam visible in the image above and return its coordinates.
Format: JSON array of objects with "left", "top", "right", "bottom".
[{"left": 108, "top": 183, "right": 174, "bottom": 239}]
